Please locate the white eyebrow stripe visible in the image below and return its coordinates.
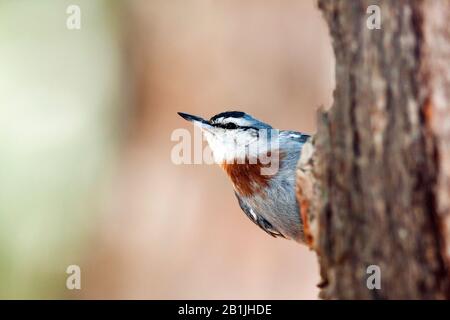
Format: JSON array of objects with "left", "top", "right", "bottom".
[{"left": 221, "top": 117, "right": 250, "bottom": 127}]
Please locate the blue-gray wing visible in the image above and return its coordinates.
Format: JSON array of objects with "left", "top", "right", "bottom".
[
  {"left": 280, "top": 130, "right": 310, "bottom": 144},
  {"left": 234, "top": 192, "right": 285, "bottom": 238}
]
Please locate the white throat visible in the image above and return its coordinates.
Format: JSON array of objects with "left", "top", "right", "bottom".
[{"left": 203, "top": 130, "right": 275, "bottom": 164}]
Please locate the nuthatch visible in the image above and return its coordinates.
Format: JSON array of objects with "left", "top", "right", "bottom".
[{"left": 178, "top": 111, "right": 310, "bottom": 243}]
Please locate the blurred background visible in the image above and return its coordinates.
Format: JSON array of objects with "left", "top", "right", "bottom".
[{"left": 0, "top": 0, "right": 334, "bottom": 299}]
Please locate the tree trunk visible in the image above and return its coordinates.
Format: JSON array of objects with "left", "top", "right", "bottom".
[{"left": 297, "top": 0, "right": 450, "bottom": 299}]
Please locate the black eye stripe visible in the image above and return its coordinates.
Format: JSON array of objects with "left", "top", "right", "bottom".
[
  {"left": 212, "top": 122, "right": 237, "bottom": 129},
  {"left": 212, "top": 123, "right": 258, "bottom": 131},
  {"left": 224, "top": 123, "right": 238, "bottom": 129}
]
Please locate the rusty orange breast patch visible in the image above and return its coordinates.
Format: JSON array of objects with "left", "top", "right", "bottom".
[{"left": 220, "top": 150, "right": 284, "bottom": 197}]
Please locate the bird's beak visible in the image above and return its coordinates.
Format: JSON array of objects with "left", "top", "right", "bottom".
[{"left": 178, "top": 112, "right": 213, "bottom": 132}]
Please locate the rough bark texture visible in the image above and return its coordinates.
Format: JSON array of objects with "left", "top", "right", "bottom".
[{"left": 297, "top": 0, "right": 450, "bottom": 299}]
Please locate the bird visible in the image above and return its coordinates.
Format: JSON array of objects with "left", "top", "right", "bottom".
[{"left": 178, "top": 111, "right": 310, "bottom": 243}]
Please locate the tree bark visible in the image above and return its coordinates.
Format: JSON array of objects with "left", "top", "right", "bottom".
[{"left": 297, "top": 0, "right": 450, "bottom": 299}]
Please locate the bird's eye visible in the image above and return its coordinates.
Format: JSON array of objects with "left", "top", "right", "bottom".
[{"left": 223, "top": 122, "right": 238, "bottom": 129}]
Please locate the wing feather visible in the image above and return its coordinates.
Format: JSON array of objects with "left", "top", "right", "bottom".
[{"left": 234, "top": 192, "right": 285, "bottom": 238}]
